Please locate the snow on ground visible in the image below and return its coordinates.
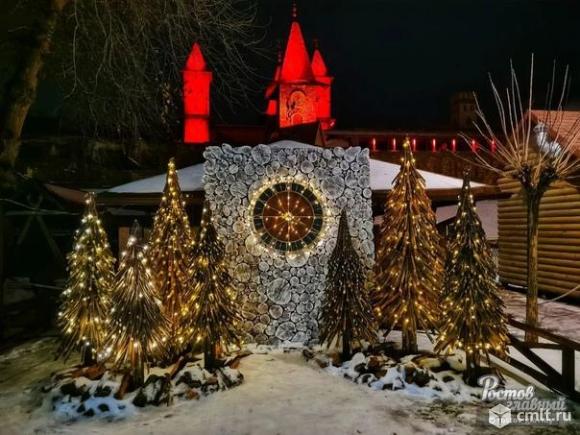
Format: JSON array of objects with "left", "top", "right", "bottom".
[
  {"left": 308, "top": 347, "right": 484, "bottom": 403},
  {"left": 499, "top": 289, "right": 580, "bottom": 393},
  {"left": 0, "top": 290, "right": 578, "bottom": 434},
  {"left": 1, "top": 335, "right": 578, "bottom": 435},
  {"left": 107, "top": 141, "right": 482, "bottom": 194},
  {"left": 502, "top": 289, "right": 580, "bottom": 342},
  {"left": 437, "top": 200, "right": 498, "bottom": 240}
]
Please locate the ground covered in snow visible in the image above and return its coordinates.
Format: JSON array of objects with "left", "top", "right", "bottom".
[
  {"left": 43, "top": 359, "right": 242, "bottom": 421},
  {"left": 1, "top": 291, "right": 579, "bottom": 434},
  {"left": 502, "top": 289, "right": 580, "bottom": 342},
  {"left": 1, "top": 335, "right": 578, "bottom": 435},
  {"left": 304, "top": 347, "right": 485, "bottom": 402}
]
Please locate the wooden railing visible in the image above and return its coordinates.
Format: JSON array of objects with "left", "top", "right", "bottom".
[{"left": 503, "top": 315, "right": 579, "bottom": 402}]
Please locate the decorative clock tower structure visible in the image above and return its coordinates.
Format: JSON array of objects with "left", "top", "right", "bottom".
[
  {"left": 265, "top": 6, "right": 335, "bottom": 130},
  {"left": 203, "top": 141, "right": 374, "bottom": 344}
]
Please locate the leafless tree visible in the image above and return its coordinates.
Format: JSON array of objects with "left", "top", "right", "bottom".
[
  {"left": 0, "top": 0, "right": 264, "bottom": 175},
  {"left": 467, "top": 56, "right": 580, "bottom": 342},
  {"left": 1, "top": 0, "right": 71, "bottom": 173},
  {"left": 56, "top": 0, "right": 265, "bottom": 146}
]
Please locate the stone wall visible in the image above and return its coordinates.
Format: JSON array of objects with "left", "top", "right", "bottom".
[{"left": 203, "top": 142, "right": 374, "bottom": 344}]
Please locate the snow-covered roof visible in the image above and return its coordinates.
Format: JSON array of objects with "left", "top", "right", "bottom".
[
  {"left": 107, "top": 140, "right": 482, "bottom": 194},
  {"left": 108, "top": 164, "right": 204, "bottom": 194},
  {"left": 436, "top": 200, "right": 498, "bottom": 240}
]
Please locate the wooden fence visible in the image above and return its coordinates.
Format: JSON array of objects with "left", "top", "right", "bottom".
[{"left": 501, "top": 316, "right": 579, "bottom": 402}]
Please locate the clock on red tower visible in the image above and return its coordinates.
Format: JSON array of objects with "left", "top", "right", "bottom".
[
  {"left": 265, "top": 5, "right": 334, "bottom": 130},
  {"left": 279, "top": 85, "right": 317, "bottom": 128}
]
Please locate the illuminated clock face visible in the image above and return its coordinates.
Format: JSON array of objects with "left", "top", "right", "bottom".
[{"left": 252, "top": 182, "right": 324, "bottom": 252}]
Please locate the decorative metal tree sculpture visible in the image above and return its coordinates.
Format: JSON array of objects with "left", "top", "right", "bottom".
[
  {"left": 105, "top": 221, "right": 170, "bottom": 387},
  {"left": 470, "top": 58, "right": 580, "bottom": 342},
  {"left": 435, "top": 174, "right": 509, "bottom": 381},
  {"left": 148, "top": 158, "right": 194, "bottom": 360},
  {"left": 373, "top": 140, "right": 444, "bottom": 354},
  {"left": 319, "top": 210, "right": 375, "bottom": 360},
  {"left": 189, "top": 204, "right": 241, "bottom": 370},
  {"left": 58, "top": 193, "right": 115, "bottom": 366}
]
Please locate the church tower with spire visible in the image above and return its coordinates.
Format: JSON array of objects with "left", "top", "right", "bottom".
[{"left": 265, "top": 4, "right": 335, "bottom": 130}]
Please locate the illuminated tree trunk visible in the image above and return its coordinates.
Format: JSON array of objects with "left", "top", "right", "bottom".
[
  {"left": 0, "top": 0, "right": 70, "bottom": 169},
  {"left": 525, "top": 191, "right": 541, "bottom": 343}
]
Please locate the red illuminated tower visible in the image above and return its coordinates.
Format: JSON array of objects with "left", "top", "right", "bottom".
[
  {"left": 266, "top": 5, "right": 335, "bottom": 130},
  {"left": 311, "top": 41, "right": 334, "bottom": 130},
  {"left": 183, "top": 42, "right": 212, "bottom": 144},
  {"left": 265, "top": 45, "right": 282, "bottom": 117}
]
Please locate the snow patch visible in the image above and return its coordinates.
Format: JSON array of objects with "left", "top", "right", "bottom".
[
  {"left": 305, "top": 349, "right": 483, "bottom": 403},
  {"left": 106, "top": 141, "right": 482, "bottom": 194},
  {"left": 42, "top": 361, "right": 243, "bottom": 423}
]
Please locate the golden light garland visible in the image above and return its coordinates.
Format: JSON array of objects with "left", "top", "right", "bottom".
[
  {"left": 434, "top": 174, "right": 509, "bottom": 375},
  {"left": 188, "top": 204, "right": 241, "bottom": 369},
  {"left": 319, "top": 210, "right": 375, "bottom": 360},
  {"left": 57, "top": 193, "right": 115, "bottom": 366},
  {"left": 103, "top": 221, "right": 170, "bottom": 386},
  {"left": 147, "top": 158, "right": 194, "bottom": 360},
  {"left": 372, "top": 139, "right": 444, "bottom": 353}
]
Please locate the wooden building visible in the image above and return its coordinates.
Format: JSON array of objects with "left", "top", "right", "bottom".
[{"left": 498, "top": 110, "right": 580, "bottom": 299}]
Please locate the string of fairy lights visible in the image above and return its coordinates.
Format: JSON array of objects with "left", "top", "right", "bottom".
[
  {"left": 319, "top": 210, "right": 375, "bottom": 360},
  {"left": 188, "top": 204, "right": 241, "bottom": 368},
  {"left": 248, "top": 176, "right": 331, "bottom": 255},
  {"left": 103, "top": 221, "right": 170, "bottom": 384},
  {"left": 58, "top": 145, "right": 508, "bottom": 380},
  {"left": 147, "top": 158, "right": 195, "bottom": 358},
  {"left": 57, "top": 193, "right": 115, "bottom": 366},
  {"left": 434, "top": 175, "right": 508, "bottom": 374},
  {"left": 262, "top": 190, "right": 313, "bottom": 243},
  {"left": 372, "top": 139, "right": 445, "bottom": 354}
]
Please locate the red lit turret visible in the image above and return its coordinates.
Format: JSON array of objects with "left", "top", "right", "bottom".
[
  {"left": 183, "top": 42, "right": 212, "bottom": 144},
  {"left": 311, "top": 43, "right": 334, "bottom": 130},
  {"left": 265, "top": 47, "right": 282, "bottom": 117}
]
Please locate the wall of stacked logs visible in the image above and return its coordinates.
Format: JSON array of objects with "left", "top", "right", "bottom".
[{"left": 498, "top": 177, "right": 580, "bottom": 299}]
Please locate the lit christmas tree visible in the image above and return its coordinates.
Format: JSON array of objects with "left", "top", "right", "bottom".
[
  {"left": 105, "top": 221, "right": 170, "bottom": 387},
  {"left": 148, "top": 158, "right": 194, "bottom": 360},
  {"left": 58, "top": 193, "right": 115, "bottom": 366},
  {"left": 435, "top": 174, "right": 508, "bottom": 380},
  {"left": 319, "top": 210, "right": 375, "bottom": 360},
  {"left": 372, "top": 139, "right": 444, "bottom": 354},
  {"left": 189, "top": 204, "right": 240, "bottom": 370}
]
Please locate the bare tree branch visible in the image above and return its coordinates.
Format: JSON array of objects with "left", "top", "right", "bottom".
[
  {"left": 467, "top": 57, "right": 580, "bottom": 343},
  {"left": 53, "top": 0, "right": 266, "bottom": 146}
]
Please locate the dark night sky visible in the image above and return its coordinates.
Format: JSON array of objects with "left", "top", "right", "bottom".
[
  {"left": 257, "top": 0, "right": 580, "bottom": 129},
  {"left": 4, "top": 0, "right": 580, "bottom": 131}
]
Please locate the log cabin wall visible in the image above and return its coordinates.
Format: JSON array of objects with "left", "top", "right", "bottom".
[{"left": 498, "top": 176, "right": 580, "bottom": 299}]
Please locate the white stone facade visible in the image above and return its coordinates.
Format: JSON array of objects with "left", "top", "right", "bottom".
[{"left": 203, "top": 142, "right": 374, "bottom": 344}]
